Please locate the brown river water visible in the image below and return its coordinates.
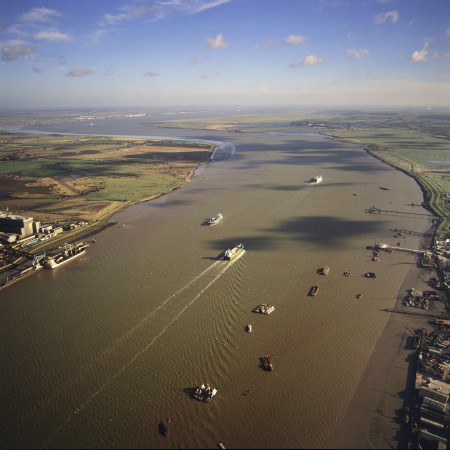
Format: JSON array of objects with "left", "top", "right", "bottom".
[{"left": 0, "top": 124, "right": 432, "bottom": 448}]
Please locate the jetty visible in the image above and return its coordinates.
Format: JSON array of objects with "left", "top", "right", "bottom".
[{"left": 365, "top": 206, "right": 434, "bottom": 219}]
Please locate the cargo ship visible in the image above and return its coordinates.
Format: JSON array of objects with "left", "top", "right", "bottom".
[
  {"left": 44, "top": 242, "right": 89, "bottom": 269},
  {"left": 223, "top": 243, "right": 245, "bottom": 260},
  {"left": 208, "top": 213, "right": 223, "bottom": 226}
]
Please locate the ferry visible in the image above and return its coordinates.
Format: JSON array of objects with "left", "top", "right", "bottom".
[
  {"left": 313, "top": 175, "right": 323, "bottom": 183},
  {"left": 309, "top": 285, "right": 319, "bottom": 296},
  {"left": 44, "top": 242, "right": 89, "bottom": 269},
  {"left": 208, "top": 213, "right": 223, "bottom": 226},
  {"left": 194, "top": 384, "right": 217, "bottom": 402},
  {"left": 253, "top": 304, "right": 275, "bottom": 315},
  {"left": 224, "top": 243, "right": 245, "bottom": 260}
]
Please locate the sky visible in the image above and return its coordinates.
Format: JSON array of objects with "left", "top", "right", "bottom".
[{"left": 1, "top": 0, "right": 449, "bottom": 110}]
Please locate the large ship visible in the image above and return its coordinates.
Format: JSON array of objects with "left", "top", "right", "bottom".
[
  {"left": 208, "top": 213, "right": 223, "bottom": 226},
  {"left": 44, "top": 242, "right": 89, "bottom": 269},
  {"left": 223, "top": 243, "right": 245, "bottom": 260}
]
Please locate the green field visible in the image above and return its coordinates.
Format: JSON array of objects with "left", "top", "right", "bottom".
[{"left": 0, "top": 132, "right": 213, "bottom": 223}]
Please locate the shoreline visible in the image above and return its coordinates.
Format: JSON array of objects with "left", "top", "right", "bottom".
[{"left": 331, "top": 224, "right": 440, "bottom": 449}]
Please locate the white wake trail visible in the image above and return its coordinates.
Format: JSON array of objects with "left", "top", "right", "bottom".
[{"left": 43, "top": 259, "right": 234, "bottom": 446}]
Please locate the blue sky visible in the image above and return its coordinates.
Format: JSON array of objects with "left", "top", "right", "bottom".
[{"left": 1, "top": 0, "right": 449, "bottom": 109}]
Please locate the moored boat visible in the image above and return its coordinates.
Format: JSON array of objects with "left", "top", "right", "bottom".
[
  {"left": 253, "top": 304, "right": 275, "bottom": 314},
  {"left": 44, "top": 242, "right": 89, "bottom": 269},
  {"left": 224, "top": 243, "right": 245, "bottom": 260},
  {"left": 262, "top": 355, "right": 273, "bottom": 371},
  {"left": 364, "top": 272, "right": 376, "bottom": 278},
  {"left": 159, "top": 419, "right": 170, "bottom": 436},
  {"left": 309, "top": 285, "right": 319, "bottom": 296},
  {"left": 208, "top": 213, "right": 223, "bottom": 226},
  {"left": 193, "top": 384, "right": 217, "bottom": 402}
]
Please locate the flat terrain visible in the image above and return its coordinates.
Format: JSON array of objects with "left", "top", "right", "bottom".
[
  {"left": 0, "top": 132, "right": 213, "bottom": 223},
  {"left": 150, "top": 108, "right": 450, "bottom": 230}
]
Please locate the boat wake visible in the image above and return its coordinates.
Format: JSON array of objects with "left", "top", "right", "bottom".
[{"left": 43, "top": 258, "right": 240, "bottom": 446}]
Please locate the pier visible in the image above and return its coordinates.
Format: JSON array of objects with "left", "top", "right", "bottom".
[
  {"left": 378, "top": 243, "right": 426, "bottom": 255},
  {"left": 383, "top": 308, "right": 439, "bottom": 319},
  {"left": 366, "top": 206, "right": 434, "bottom": 219}
]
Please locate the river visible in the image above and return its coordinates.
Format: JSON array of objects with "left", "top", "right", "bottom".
[{"left": 0, "top": 116, "right": 431, "bottom": 448}]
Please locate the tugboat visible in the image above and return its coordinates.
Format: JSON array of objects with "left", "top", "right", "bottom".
[
  {"left": 208, "top": 213, "right": 223, "bottom": 226},
  {"left": 193, "top": 384, "right": 217, "bottom": 402},
  {"left": 309, "top": 285, "right": 319, "bottom": 296},
  {"left": 159, "top": 419, "right": 170, "bottom": 437},
  {"left": 262, "top": 355, "right": 273, "bottom": 371},
  {"left": 223, "top": 243, "right": 245, "bottom": 260}
]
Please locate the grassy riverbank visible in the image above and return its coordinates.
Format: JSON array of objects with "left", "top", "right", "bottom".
[{"left": 0, "top": 132, "right": 214, "bottom": 224}]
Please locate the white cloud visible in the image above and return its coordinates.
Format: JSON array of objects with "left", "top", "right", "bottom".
[
  {"left": 347, "top": 48, "right": 370, "bottom": 59},
  {"left": 66, "top": 67, "right": 94, "bottom": 77},
  {"left": 143, "top": 71, "right": 159, "bottom": 77},
  {"left": 283, "top": 34, "right": 308, "bottom": 46},
  {"left": 374, "top": 10, "right": 399, "bottom": 25},
  {"left": 1, "top": 40, "right": 34, "bottom": 61},
  {"left": 205, "top": 33, "right": 228, "bottom": 49},
  {"left": 410, "top": 42, "right": 429, "bottom": 62},
  {"left": 21, "top": 7, "right": 62, "bottom": 23},
  {"left": 289, "top": 55, "right": 324, "bottom": 68},
  {"left": 34, "top": 31, "right": 71, "bottom": 41}
]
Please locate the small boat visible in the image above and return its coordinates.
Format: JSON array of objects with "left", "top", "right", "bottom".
[
  {"left": 208, "top": 213, "right": 223, "bottom": 226},
  {"left": 159, "top": 419, "right": 170, "bottom": 437},
  {"left": 318, "top": 266, "right": 329, "bottom": 275},
  {"left": 217, "top": 442, "right": 226, "bottom": 449},
  {"left": 246, "top": 324, "right": 252, "bottom": 333},
  {"left": 344, "top": 271, "right": 351, "bottom": 276},
  {"left": 223, "top": 243, "right": 245, "bottom": 260},
  {"left": 356, "top": 293, "right": 363, "bottom": 299},
  {"left": 364, "top": 272, "right": 376, "bottom": 278},
  {"left": 253, "top": 304, "right": 275, "bottom": 314},
  {"left": 309, "top": 285, "right": 319, "bottom": 296},
  {"left": 262, "top": 355, "right": 273, "bottom": 371},
  {"left": 312, "top": 175, "right": 323, "bottom": 183},
  {"left": 193, "top": 384, "right": 217, "bottom": 402}
]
